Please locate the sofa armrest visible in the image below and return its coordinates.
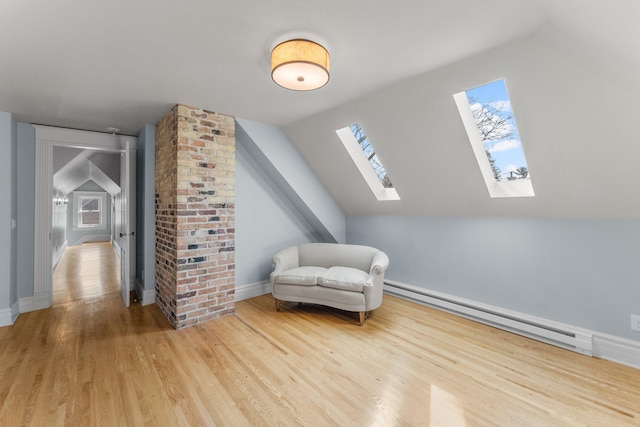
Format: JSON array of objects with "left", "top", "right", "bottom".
[
  {"left": 363, "top": 251, "right": 389, "bottom": 311},
  {"left": 272, "top": 245, "right": 300, "bottom": 274},
  {"left": 369, "top": 251, "right": 389, "bottom": 276}
]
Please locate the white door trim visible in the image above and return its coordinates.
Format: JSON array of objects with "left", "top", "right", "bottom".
[
  {"left": 120, "top": 139, "right": 132, "bottom": 307},
  {"left": 33, "top": 138, "right": 53, "bottom": 308},
  {"left": 32, "top": 125, "right": 136, "bottom": 311}
]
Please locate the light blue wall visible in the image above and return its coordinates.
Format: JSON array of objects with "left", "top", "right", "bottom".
[
  {"left": 236, "top": 118, "right": 346, "bottom": 244},
  {"left": 16, "top": 123, "right": 35, "bottom": 298},
  {"left": 236, "top": 142, "right": 319, "bottom": 286},
  {"left": 66, "top": 181, "right": 112, "bottom": 246},
  {"left": 52, "top": 189, "right": 67, "bottom": 258},
  {"left": 135, "top": 124, "right": 155, "bottom": 291},
  {"left": 0, "top": 112, "right": 17, "bottom": 316},
  {"left": 347, "top": 215, "right": 640, "bottom": 340}
]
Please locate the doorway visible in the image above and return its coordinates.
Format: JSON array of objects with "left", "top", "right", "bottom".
[{"left": 33, "top": 126, "right": 136, "bottom": 310}]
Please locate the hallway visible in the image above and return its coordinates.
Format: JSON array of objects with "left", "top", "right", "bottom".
[{"left": 53, "top": 242, "right": 120, "bottom": 305}]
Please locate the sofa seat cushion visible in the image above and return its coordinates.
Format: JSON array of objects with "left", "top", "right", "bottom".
[
  {"left": 273, "top": 266, "right": 327, "bottom": 286},
  {"left": 318, "top": 267, "right": 369, "bottom": 293}
]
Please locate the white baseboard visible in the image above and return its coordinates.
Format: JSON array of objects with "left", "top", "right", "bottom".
[
  {"left": 235, "top": 280, "right": 271, "bottom": 302},
  {"left": 69, "top": 235, "right": 110, "bottom": 247},
  {"left": 384, "top": 279, "right": 640, "bottom": 370},
  {"left": 135, "top": 279, "right": 156, "bottom": 306},
  {"left": 52, "top": 241, "right": 67, "bottom": 269},
  {"left": 112, "top": 238, "right": 121, "bottom": 256},
  {"left": 12, "top": 300, "right": 19, "bottom": 323},
  {"left": 0, "top": 300, "right": 20, "bottom": 327},
  {"left": 592, "top": 333, "right": 640, "bottom": 370},
  {"left": 18, "top": 292, "right": 50, "bottom": 313}
]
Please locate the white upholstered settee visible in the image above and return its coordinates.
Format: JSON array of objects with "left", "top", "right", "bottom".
[{"left": 270, "top": 243, "right": 389, "bottom": 325}]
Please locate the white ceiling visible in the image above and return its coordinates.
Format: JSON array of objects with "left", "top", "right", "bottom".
[
  {"left": 2, "top": 0, "right": 639, "bottom": 218},
  {"left": 0, "top": 0, "right": 553, "bottom": 134}
]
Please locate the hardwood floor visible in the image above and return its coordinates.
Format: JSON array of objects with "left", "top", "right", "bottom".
[
  {"left": 52, "top": 242, "right": 120, "bottom": 305},
  {"left": 1, "top": 264, "right": 639, "bottom": 425}
]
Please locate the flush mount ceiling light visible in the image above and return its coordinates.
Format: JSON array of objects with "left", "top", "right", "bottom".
[{"left": 271, "top": 39, "right": 330, "bottom": 91}]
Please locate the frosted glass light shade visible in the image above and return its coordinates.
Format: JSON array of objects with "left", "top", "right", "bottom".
[{"left": 271, "top": 39, "right": 330, "bottom": 91}]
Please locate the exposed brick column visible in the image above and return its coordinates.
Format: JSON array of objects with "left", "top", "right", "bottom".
[
  {"left": 155, "top": 104, "right": 235, "bottom": 329},
  {"left": 155, "top": 107, "right": 178, "bottom": 325}
]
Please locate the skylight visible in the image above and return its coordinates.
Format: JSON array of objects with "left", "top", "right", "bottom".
[
  {"left": 336, "top": 123, "right": 400, "bottom": 201},
  {"left": 453, "top": 79, "right": 534, "bottom": 198}
]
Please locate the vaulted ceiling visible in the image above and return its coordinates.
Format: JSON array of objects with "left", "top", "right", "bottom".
[
  {"left": 53, "top": 147, "right": 120, "bottom": 196},
  {"left": 286, "top": 26, "right": 640, "bottom": 218},
  {"left": 3, "top": 0, "right": 635, "bottom": 133},
  {"left": 1, "top": 0, "right": 638, "bottom": 217}
]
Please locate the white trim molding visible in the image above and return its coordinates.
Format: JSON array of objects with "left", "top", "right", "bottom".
[
  {"left": 18, "top": 293, "right": 50, "bottom": 313},
  {"left": 12, "top": 300, "right": 19, "bottom": 324},
  {"left": 235, "top": 280, "right": 271, "bottom": 302},
  {"left": 112, "top": 237, "right": 121, "bottom": 256},
  {"left": 52, "top": 240, "right": 67, "bottom": 269},
  {"left": 71, "top": 235, "right": 111, "bottom": 246},
  {"left": 134, "top": 280, "right": 156, "bottom": 306},
  {"left": 33, "top": 125, "right": 137, "bottom": 313},
  {"left": 592, "top": 333, "right": 640, "bottom": 370},
  {"left": 384, "top": 280, "right": 640, "bottom": 370},
  {"left": 34, "top": 136, "right": 53, "bottom": 310}
]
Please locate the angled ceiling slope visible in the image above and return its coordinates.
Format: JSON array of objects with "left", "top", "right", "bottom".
[
  {"left": 236, "top": 118, "right": 345, "bottom": 243},
  {"left": 284, "top": 25, "right": 640, "bottom": 219},
  {"left": 53, "top": 149, "right": 120, "bottom": 196}
]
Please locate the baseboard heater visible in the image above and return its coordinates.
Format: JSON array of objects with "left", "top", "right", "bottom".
[{"left": 384, "top": 281, "right": 593, "bottom": 356}]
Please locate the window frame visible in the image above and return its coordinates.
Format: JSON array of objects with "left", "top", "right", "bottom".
[
  {"left": 453, "top": 79, "right": 534, "bottom": 198},
  {"left": 336, "top": 124, "right": 400, "bottom": 201},
  {"left": 72, "top": 191, "right": 107, "bottom": 230}
]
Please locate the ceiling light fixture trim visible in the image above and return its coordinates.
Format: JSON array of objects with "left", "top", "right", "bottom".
[{"left": 271, "top": 39, "right": 330, "bottom": 91}]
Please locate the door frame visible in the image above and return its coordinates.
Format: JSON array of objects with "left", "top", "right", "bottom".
[{"left": 32, "top": 125, "right": 136, "bottom": 310}]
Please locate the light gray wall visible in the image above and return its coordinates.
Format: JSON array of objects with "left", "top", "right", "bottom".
[
  {"left": 52, "top": 147, "right": 83, "bottom": 174},
  {"left": 66, "top": 181, "right": 112, "bottom": 246},
  {"left": 284, "top": 28, "right": 640, "bottom": 219},
  {"left": 17, "top": 123, "right": 35, "bottom": 298},
  {"left": 0, "top": 112, "right": 17, "bottom": 313},
  {"left": 135, "top": 124, "right": 155, "bottom": 291},
  {"left": 235, "top": 141, "right": 319, "bottom": 286},
  {"left": 347, "top": 215, "right": 640, "bottom": 340},
  {"left": 90, "top": 152, "right": 121, "bottom": 186}
]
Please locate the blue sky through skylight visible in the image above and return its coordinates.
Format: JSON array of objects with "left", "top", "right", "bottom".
[{"left": 464, "top": 79, "right": 529, "bottom": 181}]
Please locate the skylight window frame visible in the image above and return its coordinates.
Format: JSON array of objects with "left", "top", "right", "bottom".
[
  {"left": 453, "top": 80, "right": 534, "bottom": 198},
  {"left": 336, "top": 124, "right": 400, "bottom": 201}
]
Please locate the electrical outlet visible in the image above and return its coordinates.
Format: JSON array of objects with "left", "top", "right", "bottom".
[{"left": 631, "top": 315, "right": 640, "bottom": 332}]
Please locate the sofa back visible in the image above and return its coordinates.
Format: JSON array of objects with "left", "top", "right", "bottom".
[{"left": 298, "top": 243, "right": 378, "bottom": 272}]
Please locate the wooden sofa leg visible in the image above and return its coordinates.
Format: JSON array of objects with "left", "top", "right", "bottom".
[
  {"left": 359, "top": 311, "right": 365, "bottom": 326},
  {"left": 275, "top": 299, "right": 281, "bottom": 312}
]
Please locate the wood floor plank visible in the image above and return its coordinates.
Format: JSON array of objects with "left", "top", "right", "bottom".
[{"left": 1, "top": 242, "right": 640, "bottom": 426}]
